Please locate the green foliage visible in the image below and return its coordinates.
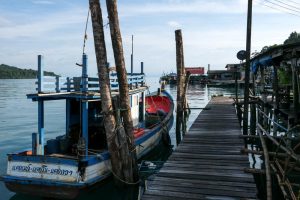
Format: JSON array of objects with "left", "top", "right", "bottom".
[
  {"left": 0, "top": 64, "right": 58, "bottom": 79},
  {"left": 278, "top": 68, "right": 291, "bottom": 85},
  {"left": 260, "top": 44, "right": 278, "bottom": 53},
  {"left": 284, "top": 31, "right": 300, "bottom": 45},
  {"left": 260, "top": 31, "right": 300, "bottom": 53}
]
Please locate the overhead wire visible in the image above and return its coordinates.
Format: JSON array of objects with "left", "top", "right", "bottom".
[
  {"left": 288, "top": 0, "right": 300, "bottom": 7},
  {"left": 254, "top": 0, "right": 300, "bottom": 18},
  {"left": 272, "top": 0, "right": 300, "bottom": 10},
  {"left": 82, "top": 9, "right": 90, "bottom": 55},
  {"left": 262, "top": 0, "right": 300, "bottom": 14}
]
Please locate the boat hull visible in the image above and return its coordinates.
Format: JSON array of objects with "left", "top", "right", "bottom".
[
  {"left": 4, "top": 91, "right": 174, "bottom": 199},
  {"left": 5, "top": 182, "right": 80, "bottom": 199}
]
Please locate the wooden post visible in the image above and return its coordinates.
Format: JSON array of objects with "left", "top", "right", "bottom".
[
  {"left": 250, "top": 71, "right": 256, "bottom": 135},
  {"left": 38, "top": 100, "right": 44, "bottom": 155},
  {"left": 182, "top": 72, "right": 191, "bottom": 135},
  {"left": 81, "top": 54, "right": 88, "bottom": 93},
  {"left": 37, "top": 55, "right": 44, "bottom": 93},
  {"left": 66, "top": 99, "right": 70, "bottom": 135},
  {"left": 106, "top": 0, "right": 139, "bottom": 182},
  {"left": 141, "top": 62, "right": 144, "bottom": 74},
  {"left": 258, "top": 128, "right": 272, "bottom": 200},
  {"left": 32, "top": 133, "right": 38, "bottom": 155},
  {"left": 175, "top": 29, "right": 185, "bottom": 144},
  {"left": 260, "top": 66, "right": 269, "bottom": 128},
  {"left": 55, "top": 76, "right": 60, "bottom": 93},
  {"left": 141, "top": 62, "right": 144, "bottom": 86},
  {"left": 183, "top": 71, "right": 191, "bottom": 113},
  {"left": 37, "top": 54, "right": 44, "bottom": 155},
  {"left": 235, "top": 64, "right": 239, "bottom": 104},
  {"left": 89, "top": 0, "right": 128, "bottom": 184},
  {"left": 291, "top": 52, "right": 299, "bottom": 123},
  {"left": 81, "top": 54, "right": 89, "bottom": 156},
  {"left": 81, "top": 100, "right": 88, "bottom": 156},
  {"left": 243, "top": 0, "right": 252, "bottom": 135},
  {"left": 273, "top": 65, "right": 279, "bottom": 136}
]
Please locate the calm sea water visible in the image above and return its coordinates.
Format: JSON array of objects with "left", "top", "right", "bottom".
[{"left": 0, "top": 77, "right": 241, "bottom": 200}]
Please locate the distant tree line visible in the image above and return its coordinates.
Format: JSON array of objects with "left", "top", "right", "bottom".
[
  {"left": 0, "top": 64, "right": 58, "bottom": 79},
  {"left": 260, "top": 31, "right": 300, "bottom": 53}
]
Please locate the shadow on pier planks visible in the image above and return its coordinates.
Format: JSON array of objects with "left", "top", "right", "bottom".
[{"left": 142, "top": 96, "right": 257, "bottom": 200}]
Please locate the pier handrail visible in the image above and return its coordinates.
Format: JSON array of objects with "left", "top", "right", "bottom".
[
  {"left": 255, "top": 106, "right": 300, "bottom": 200},
  {"left": 257, "top": 108, "right": 288, "bottom": 132}
]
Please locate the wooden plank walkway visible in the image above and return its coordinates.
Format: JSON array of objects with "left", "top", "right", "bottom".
[{"left": 142, "top": 97, "right": 257, "bottom": 200}]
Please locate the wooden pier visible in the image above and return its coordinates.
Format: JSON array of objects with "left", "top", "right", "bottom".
[{"left": 142, "top": 96, "right": 257, "bottom": 200}]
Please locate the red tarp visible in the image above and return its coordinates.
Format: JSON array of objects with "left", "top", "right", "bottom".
[{"left": 145, "top": 96, "right": 172, "bottom": 114}]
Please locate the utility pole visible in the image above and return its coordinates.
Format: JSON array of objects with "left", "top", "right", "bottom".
[{"left": 243, "top": 0, "right": 252, "bottom": 135}]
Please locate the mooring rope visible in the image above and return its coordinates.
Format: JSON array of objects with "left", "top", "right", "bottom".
[{"left": 82, "top": 9, "right": 90, "bottom": 55}]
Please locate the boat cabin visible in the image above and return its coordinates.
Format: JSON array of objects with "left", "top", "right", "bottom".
[{"left": 26, "top": 54, "right": 147, "bottom": 157}]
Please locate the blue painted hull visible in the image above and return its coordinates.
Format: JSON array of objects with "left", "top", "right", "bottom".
[{"left": 4, "top": 91, "right": 174, "bottom": 199}]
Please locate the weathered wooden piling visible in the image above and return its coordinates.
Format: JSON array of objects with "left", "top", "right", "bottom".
[
  {"left": 106, "top": 0, "right": 139, "bottom": 182},
  {"left": 291, "top": 51, "right": 299, "bottom": 123},
  {"left": 250, "top": 71, "right": 256, "bottom": 135},
  {"left": 175, "top": 29, "right": 185, "bottom": 143},
  {"left": 272, "top": 64, "right": 279, "bottom": 135},
  {"left": 258, "top": 127, "right": 272, "bottom": 200},
  {"left": 182, "top": 71, "right": 191, "bottom": 135},
  {"left": 235, "top": 64, "right": 239, "bottom": 104},
  {"left": 89, "top": 0, "right": 123, "bottom": 183},
  {"left": 89, "top": 0, "right": 136, "bottom": 185},
  {"left": 183, "top": 71, "right": 191, "bottom": 114}
]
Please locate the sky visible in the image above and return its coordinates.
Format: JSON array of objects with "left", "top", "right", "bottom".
[{"left": 1, "top": 0, "right": 300, "bottom": 77}]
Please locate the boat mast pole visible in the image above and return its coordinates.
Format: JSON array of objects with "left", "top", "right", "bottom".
[
  {"left": 131, "top": 35, "right": 133, "bottom": 75},
  {"left": 81, "top": 54, "right": 89, "bottom": 156},
  {"left": 37, "top": 55, "right": 45, "bottom": 155}
]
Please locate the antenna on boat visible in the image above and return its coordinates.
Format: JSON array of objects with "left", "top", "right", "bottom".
[{"left": 131, "top": 34, "right": 133, "bottom": 75}]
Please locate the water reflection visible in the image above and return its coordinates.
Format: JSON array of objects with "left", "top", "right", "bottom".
[{"left": 0, "top": 79, "right": 243, "bottom": 200}]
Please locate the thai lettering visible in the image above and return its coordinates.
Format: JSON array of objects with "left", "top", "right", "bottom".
[{"left": 11, "top": 164, "right": 74, "bottom": 176}]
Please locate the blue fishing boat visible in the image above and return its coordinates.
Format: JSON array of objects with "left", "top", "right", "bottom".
[{"left": 3, "top": 54, "right": 174, "bottom": 199}]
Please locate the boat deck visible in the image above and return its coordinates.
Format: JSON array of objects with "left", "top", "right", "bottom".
[{"left": 142, "top": 96, "right": 257, "bottom": 200}]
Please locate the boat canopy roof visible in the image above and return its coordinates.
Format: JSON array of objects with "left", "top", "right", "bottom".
[{"left": 27, "top": 87, "right": 148, "bottom": 101}]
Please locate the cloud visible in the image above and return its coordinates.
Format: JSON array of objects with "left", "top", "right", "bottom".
[
  {"left": 167, "top": 21, "right": 181, "bottom": 29},
  {"left": 0, "top": 8, "right": 86, "bottom": 39},
  {"left": 0, "top": 16, "right": 12, "bottom": 27},
  {"left": 32, "top": 0, "right": 55, "bottom": 5}
]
